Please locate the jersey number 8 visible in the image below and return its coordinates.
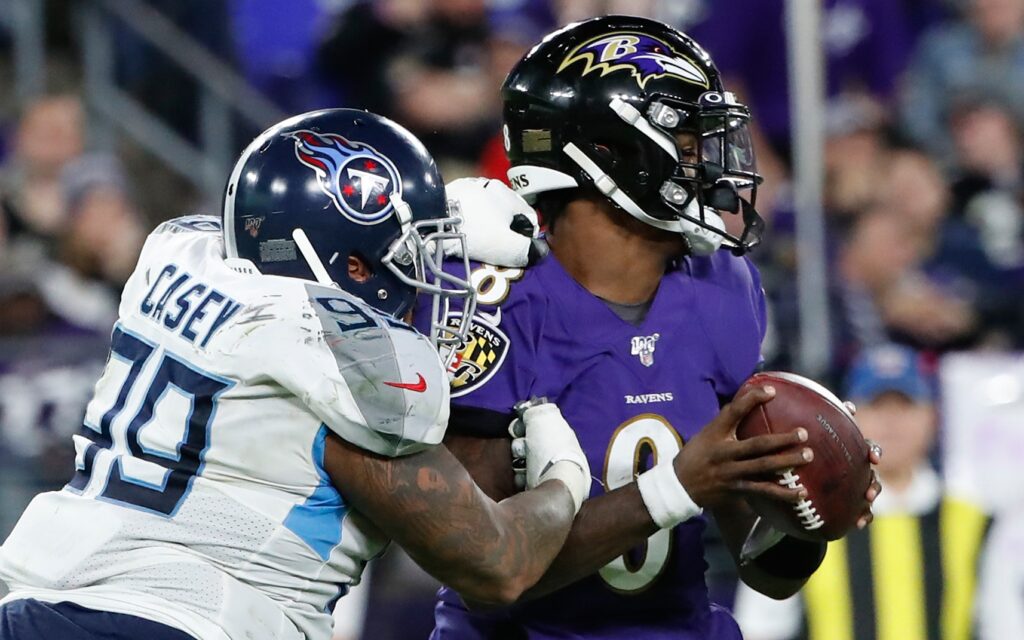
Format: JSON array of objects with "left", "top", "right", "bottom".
[{"left": 599, "top": 414, "right": 683, "bottom": 593}]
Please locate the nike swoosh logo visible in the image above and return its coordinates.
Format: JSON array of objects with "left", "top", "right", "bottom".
[
  {"left": 383, "top": 373, "right": 427, "bottom": 393},
  {"left": 476, "top": 307, "right": 501, "bottom": 326}
]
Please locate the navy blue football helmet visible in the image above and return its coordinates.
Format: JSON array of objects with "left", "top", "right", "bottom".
[{"left": 222, "top": 108, "right": 475, "bottom": 357}]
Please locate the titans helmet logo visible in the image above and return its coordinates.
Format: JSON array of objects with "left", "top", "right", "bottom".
[
  {"left": 290, "top": 130, "right": 402, "bottom": 225},
  {"left": 557, "top": 32, "right": 710, "bottom": 90}
]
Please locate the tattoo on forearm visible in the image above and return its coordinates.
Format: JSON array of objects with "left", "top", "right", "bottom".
[
  {"left": 444, "top": 434, "right": 668, "bottom": 600},
  {"left": 328, "top": 435, "right": 573, "bottom": 599}
]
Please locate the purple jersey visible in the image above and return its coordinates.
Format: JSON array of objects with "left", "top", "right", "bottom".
[{"left": 419, "top": 250, "right": 766, "bottom": 639}]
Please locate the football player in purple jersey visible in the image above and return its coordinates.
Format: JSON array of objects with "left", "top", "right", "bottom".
[{"left": 418, "top": 16, "right": 881, "bottom": 640}]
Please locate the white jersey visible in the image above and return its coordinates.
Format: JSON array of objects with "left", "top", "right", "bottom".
[{"left": 0, "top": 216, "right": 451, "bottom": 640}]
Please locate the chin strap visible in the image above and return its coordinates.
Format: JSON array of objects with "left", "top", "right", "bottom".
[
  {"left": 659, "top": 182, "right": 726, "bottom": 256},
  {"left": 562, "top": 142, "right": 725, "bottom": 256},
  {"left": 682, "top": 217, "right": 726, "bottom": 256},
  {"left": 563, "top": 142, "right": 678, "bottom": 232},
  {"left": 292, "top": 228, "right": 335, "bottom": 286}
]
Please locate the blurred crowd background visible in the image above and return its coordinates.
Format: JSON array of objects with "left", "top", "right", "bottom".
[{"left": 1, "top": 0, "right": 1023, "bottom": 639}]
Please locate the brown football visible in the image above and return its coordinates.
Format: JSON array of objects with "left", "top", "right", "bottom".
[{"left": 736, "top": 371, "right": 873, "bottom": 541}]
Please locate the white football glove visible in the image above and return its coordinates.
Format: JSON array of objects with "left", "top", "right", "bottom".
[
  {"left": 509, "top": 398, "right": 591, "bottom": 514},
  {"left": 444, "top": 177, "right": 547, "bottom": 267}
]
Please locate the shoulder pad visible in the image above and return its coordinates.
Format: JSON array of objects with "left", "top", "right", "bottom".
[
  {"left": 153, "top": 215, "right": 223, "bottom": 235},
  {"left": 687, "top": 252, "right": 766, "bottom": 395},
  {"left": 684, "top": 251, "right": 758, "bottom": 289},
  {"left": 304, "top": 284, "right": 449, "bottom": 457}
]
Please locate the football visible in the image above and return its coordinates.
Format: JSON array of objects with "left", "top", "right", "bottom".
[{"left": 736, "top": 371, "right": 873, "bottom": 541}]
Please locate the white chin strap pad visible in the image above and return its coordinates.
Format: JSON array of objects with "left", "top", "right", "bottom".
[{"left": 678, "top": 200, "right": 726, "bottom": 256}]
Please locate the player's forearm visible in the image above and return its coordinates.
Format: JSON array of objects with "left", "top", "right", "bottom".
[
  {"left": 400, "top": 479, "right": 577, "bottom": 608},
  {"left": 444, "top": 429, "right": 643, "bottom": 601},
  {"left": 466, "top": 479, "right": 578, "bottom": 603},
  {"left": 519, "top": 482, "right": 660, "bottom": 600},
  {"left": 324, "top": 434, "right": 576, "bottom": 606},
  {"left": 404, "top": 478, "right": 577, "bottom": 608}
]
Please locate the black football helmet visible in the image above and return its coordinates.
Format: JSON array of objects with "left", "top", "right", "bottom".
[
  {"left": 222, "top": 109, "right": 475, "bottom": 360},
  {"left": 502, "top": 15, "right": 764, "bottom": 255}
]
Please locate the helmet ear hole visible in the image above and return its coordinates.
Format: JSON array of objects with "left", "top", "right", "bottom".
[
  {"left": 591, "top": 142, "right": 614, "bottom": 164},
  {"left": 589, "top": 137, "right": 647, "bottom": 173},
  {"left": 347, "top": 252, "right": 373, "bottom": 283}
]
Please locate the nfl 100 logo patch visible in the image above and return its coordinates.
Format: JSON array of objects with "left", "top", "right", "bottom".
[
  {"left": 243, "top": 215, "right": 264, "bottom": 237},
  {"left": 631, "top": 333, "right": 660, "bottom": 367}
]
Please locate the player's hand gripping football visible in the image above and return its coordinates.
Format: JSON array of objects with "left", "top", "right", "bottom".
[
  {"left": 444, "top": 177, "right": 548, "bottom": 267},
  {"left": 508, "top": 398, "right": 591, "bottom": 514},
  {"left": 845, "top": 399, "right": 884, "bottom": 530},
  {"left": 673, "top": 385, "right": 816, "bottom": 509}
]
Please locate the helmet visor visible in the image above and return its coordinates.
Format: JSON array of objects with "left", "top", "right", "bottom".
[
  {"left": 645, "top": 92, "right": 765, "bottom": 253},
  {"left": 698, "top": 112, "right": 758, "bottom": 189},
  {"left": 647, "top": 92, "right": 762, "bottom": 192}
]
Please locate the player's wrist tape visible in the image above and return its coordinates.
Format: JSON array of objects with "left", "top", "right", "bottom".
[
  {"left": 637, "top": 458, "right": 702, "bottom": 529},
  {"left": 541, "top": 460, "right": 589, "bottom": 515}
]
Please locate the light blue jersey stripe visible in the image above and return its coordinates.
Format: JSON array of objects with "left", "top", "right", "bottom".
[{"left": 284, "top": 425, "right": 347, "bottom": 560}]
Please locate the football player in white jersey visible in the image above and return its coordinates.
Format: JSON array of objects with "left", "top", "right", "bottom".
[{"left": 0, "top": 109, "right": 591, "bottom": 640}]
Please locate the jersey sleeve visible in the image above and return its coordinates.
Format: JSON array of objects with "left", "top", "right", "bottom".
[{"left": 226, "top": 283, "right": 449, "bottom": 457}]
